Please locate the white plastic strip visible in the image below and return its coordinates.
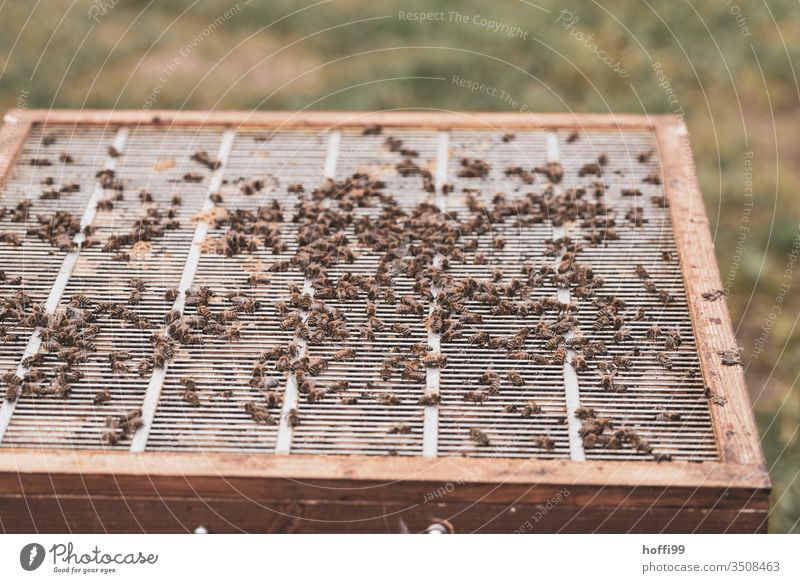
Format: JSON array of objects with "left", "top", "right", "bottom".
[
  {"left": 130, "top": 129, "right": 236, "bottom": 452},
  {"left": 275, "top": 130, "right": 340, "bottom": 454},
  {"left": 548, "top": 131, "right": 586, "bottom": 461},
  {"left": 0, "top": 127, "right": 129, "bottom": 443},
  {"left": 421, "top": 130, "right": 450, "bottom": 458}
]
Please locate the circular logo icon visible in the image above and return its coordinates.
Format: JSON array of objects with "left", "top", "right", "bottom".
[{"left": 20, "top": 543, "right": 46, "bottom": 571}]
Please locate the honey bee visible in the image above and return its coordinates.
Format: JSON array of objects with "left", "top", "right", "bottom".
[
  {"left": 333, "top": 347, "right": 356, "bottom": 361},
  {"left": 521, "top": 401, "right": 542, "bottom": 417},
  {"left": 137, "top": 357, "right": 154, "bottom": 377},
  {"left": 380, "top": 363, "right": 394, "bottom": 381},
  {"left": 390, "top": 322, "right": 411, "bottom": 337},
  {"left": 280, "top": 313, "right": 301, "bottom": 330},
  {"left": 458, "top": 157, "right": 491, "bottom": 179},
  {"left": 287, "top": 408, "right": 300, "bottom": 427},
  {"left": 376, "top": 392, "right": 401, "bottom": 406},
  {"left": 306, "top": 386, "right": 327, "bottom": 403},
  {"left": 463, "top": 390, "right": 488, "bottom": 403},
  {"left": 243, "top": 401, "right": 273, "bottom": 424},
  {"left": 718, "top": 348, "right": 742, "bottom": 366},
  {"left": 551, "top": 346, "right": 566, "bottom": 365},
  {"left": 574, "top": 406, "right": 595, "bottom": 419},
  {"left": 666, "top": 328, "right": 683, "bottom": 346},
  {"left": 600, "top": 372, "right": 617, "bottom": 391},
  {"left": 93, "top": 389, "right": 111, "bottom": 405},
  {"left": 644, "top": 324, "right": 661, "bottom": 340},
  {"left": 421, "top": 352, "right": 447, "bottom": 368},
  {"left": 507, "top": 369, "right": 524, "bottom": 386},
  {"left": 182, "top": 388, "right": 200, "bottom": 406},
  {"left": 101, "top": 409, "right": 142, "bottom": 445},
  {"left": 570, "top": 354, "right": 587, "bottom": 372},
  {"left": 578, "top": 162, "right": 603, "bottom": 177},
  {"left": 656, "top": 352, "right": 673, "bottom": 369},
  {"left": 469, "top": 427, "right": 491, "bottom": 446},
  {"left": 358, "top": 324, "right": 376, "bottom": 341},
  {"left": 418, "top": 392, "right": 440, "bottom": 406},
  {"left": 702, "top": 289, "right": 726, "bottom": 302},
  {"left": 612, "top": 354, "right": 633, "bottom": 370},
  {"left": 613, "top": 328, "right": 632, "bottom": 343},
  {"left": 544, "top": 335, "right": 563, "bottom": 351},
  {"left": 657, "top": 409, "right": 682, "bottom": 422},
  {"left": 275, "top": 355, "right": 291, "bottom": 372},
  {"left": 534, "top": 435, "right": 555, "bottom": 450},
  {"left": 654, "top": 288, "right": 673, "bottom": 303},
  {"left": 388, "top": 423, "right": 412, "bottom": 435},
  {"left": 642, "top": 173, "right": 661, "bottom": 185},
  {"left": 531, "top": 354, "right": 551, "bottom": 366},
  {"left": 306, "top": 356, "right": 328, "bottom": 375},
  {"left": 534, "top": 161, "right": 563, "bottom": 184},
  {"left": 21, "top": 353, "right": 45, "bottom": 368}
]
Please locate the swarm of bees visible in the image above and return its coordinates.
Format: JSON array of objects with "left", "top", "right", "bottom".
[{"left": 0, "top": 130, "right": 706, "bottom": 464}]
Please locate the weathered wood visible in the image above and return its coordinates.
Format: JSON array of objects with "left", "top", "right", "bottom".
[
  {"left": 0, "top": 111, "right": 769, "bottom": 533},
  {"left": 0, "top": 110, "right": 32, "bottom": 187},
  {"left": 0, "top": 450, "right": 769, "bottom": 509},
  {"left": 655, "top": 117, "right": 765, "bottom": 467},
  {"left": 0, "top": 494, "right": 767, "bottom": 534},
  {"left": 11, "top": 109, "right": 660, "bottom": 130}
]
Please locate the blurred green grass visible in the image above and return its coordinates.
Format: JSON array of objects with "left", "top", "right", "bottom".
[{"left": 1, "top": 0, "right": 798, "bottom": 532}]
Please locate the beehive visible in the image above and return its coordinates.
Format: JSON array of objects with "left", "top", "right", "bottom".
[{"left": 0, "top": 111, "right": 769, "bottom": 533}]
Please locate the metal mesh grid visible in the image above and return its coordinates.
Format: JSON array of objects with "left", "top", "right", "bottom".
[
  {"left": 0, "top": 121, "right": 717, "bottom": 462},
  {"left": 559, "top": 130, "right": 716, "bottom": 461},
  {"left": 146, "top": 130, "right": 318, "bottom": 451}
]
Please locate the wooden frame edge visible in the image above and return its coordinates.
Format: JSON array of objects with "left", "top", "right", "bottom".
[
  {"left": 0, "top": 449, "right": 770, "bottom": 506},
  {"left": 0, "top": 109, "right": 33, "bottom": 188},
  {"left": 11, "top": 108, "right": 659, "bottom": 130},
  {"left": 654, "top": 115, "right": 766, "bottom": 473},
  {"left": 0, "top": 111, "right": 770, "bottom": 524}
]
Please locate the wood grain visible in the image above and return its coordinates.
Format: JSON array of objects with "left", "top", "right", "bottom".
[
  {"left": 655, "top": 117, "right": 766, "bottom": 469},
  {"left": 0, "top": 111, "right": 770, "bottom": 533},
  {"left": 12, "top": 108, "right": 660, "bottom": 130},
  {"left": 0, "top": 494, "right": 767, "bottom": 534},
  {"left": 0, "top": 110, "right": 32, "bottom": 187}
]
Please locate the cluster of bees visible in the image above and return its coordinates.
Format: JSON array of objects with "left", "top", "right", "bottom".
[
  {"left": 0, "top": 198, "right": 85, "bottom": 251},
  {"left": 0, "top": 143, "right": 226, "bottom": 445},
  {"left": 2, "top": 295, "right": 101, "bottom": 402},
  {"left": 0, "top": 131, "right": 690, "bottom": 459}
]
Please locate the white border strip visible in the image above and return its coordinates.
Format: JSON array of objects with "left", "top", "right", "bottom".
[
  {"left": 275, "top": 130, "right": 340, "bottom": 454},
  {"left": 421, "top": 130, "right": 450, "bottom": 458},
  {"left": 0, "top": 127, "right": 129, "bottom": 443},
  {"left": 548, "top": 131, "right": 586, "bottom": 461},
  {"left": 130, "top": 129, "right": 236, "bottom": 452}
]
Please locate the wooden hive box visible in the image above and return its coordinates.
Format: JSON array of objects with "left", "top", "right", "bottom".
[{"left": 0, "top": 110, "right": 769, "bottom": 533}]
